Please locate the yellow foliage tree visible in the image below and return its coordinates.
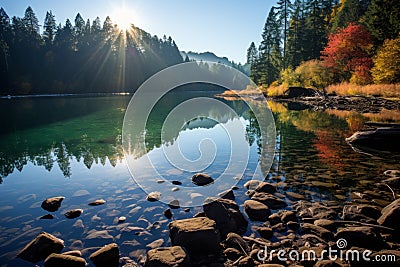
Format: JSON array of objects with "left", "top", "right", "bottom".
[{"left": 372, "top": 37, "right": 400, "bottom": 84}]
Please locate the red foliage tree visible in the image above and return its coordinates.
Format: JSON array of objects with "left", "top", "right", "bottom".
[{"left": 321, "top": 23, "right": 373, "bottom": 84}]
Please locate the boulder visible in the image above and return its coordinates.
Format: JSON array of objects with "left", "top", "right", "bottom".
[
  {"left": 244, "top": 180, "right": 261, "bottom": 190},
  {"left": 145, "top": 246, "right": 190, "bottom": 267},
  {"left": 203, "top": 198, "right": 248, "bottom": 236},
  {"left": 89, "top": 243, "right": 119, "bottom": 267},
  {"left": 218, "top": 189, "right": 235, "bottom": 200},
  {"left": 244, "top": 200, "right": 271, "bottom": 221},
  {"left": 301, "top": 223, "right": 333, "bottom": 240},
  {"left": 335, "top": 226, "right": 387, "bottom": 250},
  {"left": 342, "top": 204, "right": 381, "bottom": 221},
  {"left": 62, "top": 250, "right": 82, "bottom": 257},
  {"left": 169, "top": 217, "right": 220, "bottom": 256},
  {"left": 44, "top": 253, "right": 86, "bottom": 267},
  {"left": 41, "top": 196, "right": 64, "bottom": 212},
  {"left": 254, "top": 182, "right": 276, "bottom": 194},
  {"left": 377, "top": 199, "right": 400, "bottom": 230},
  {"left": 192, "top": 173, "right": 214, "bottom": 186},
  {"left": 17, "top": 232, "right": 64, "bottom": 263},
  {"left": 284, "top": 86, "right": 317, "bottom": 98},
  {"left": 250, "top": 192, "right": 287, "bottom": 209}
]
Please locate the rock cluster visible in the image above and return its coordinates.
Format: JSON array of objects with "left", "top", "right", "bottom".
[{"left": 17, "top": 171, "right": 400, "bottom": 267}]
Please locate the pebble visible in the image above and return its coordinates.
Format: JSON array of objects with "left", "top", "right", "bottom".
[{"left": 118, "top": 216, "right": 127, "bottom": 223}]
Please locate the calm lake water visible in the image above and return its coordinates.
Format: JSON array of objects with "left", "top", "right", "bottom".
[{"left": 0, "top": 92, "right": 399, "bottom": 266}]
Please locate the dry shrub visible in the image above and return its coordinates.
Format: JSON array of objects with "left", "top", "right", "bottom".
[{"left": 326, "top": 82, "right": 400, "bottom": 97}]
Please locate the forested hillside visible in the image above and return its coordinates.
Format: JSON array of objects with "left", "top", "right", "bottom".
[
  {"left": 247, "top": 0, "right": 400, "bottom": 94},
  {"left": 0, "top": 7, "right": 183, "bottom": 95}
]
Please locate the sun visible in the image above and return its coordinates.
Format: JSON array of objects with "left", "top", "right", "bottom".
[{"left": 112, "top": 8, "right": 133, "bottom": 31}]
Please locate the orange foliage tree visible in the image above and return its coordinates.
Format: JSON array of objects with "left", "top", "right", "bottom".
[{"left": 321, "top": 23, "right": 373, "bottom": 85}]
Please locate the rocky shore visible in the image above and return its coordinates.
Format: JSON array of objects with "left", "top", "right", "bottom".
[
  {"left": 15, "top": 171, "right": 400, "bottom": 267},
  {"left": 271, "top": 95, "right": 400, "bottom": 113}
]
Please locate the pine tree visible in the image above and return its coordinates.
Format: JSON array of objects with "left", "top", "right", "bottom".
[
  {"left": 286, "top": 0, "right": 306, "bottom": 67},
  {"left": 246, "top": 42, "right": 258, "bottom": 66},
  {"left": 43, "top": 11, "right": 56, "bottom": 46},
  {"left": 330, "top": 0, "right": 367, "bottom": 32},
  {"left": 258, "top": 7, "right": 282, "bottom": 85},
  {"left": 364, "top": 0, "right": 400, "bottom": 43},
  {"left": 23, "top": 6, "right": 40, "bottom": 45},
  {"left": 276, "top": 0, "right": 292, "bottom": 68}
]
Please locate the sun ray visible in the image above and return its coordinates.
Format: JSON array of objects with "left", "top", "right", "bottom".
[{"left": 112, "top": 7, "right": 133, "bottom": 32}]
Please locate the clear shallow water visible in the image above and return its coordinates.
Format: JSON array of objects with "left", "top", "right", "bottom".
[{"left": 0, "top": 93, "right": 399, "bottom": 266}]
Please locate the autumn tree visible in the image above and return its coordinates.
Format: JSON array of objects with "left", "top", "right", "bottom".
[
  {"left": 371, "top": 37, "right": 400, "bottom": 84},
  {"left": 321, "top": 23, "right": 373, "bottom": 84}
]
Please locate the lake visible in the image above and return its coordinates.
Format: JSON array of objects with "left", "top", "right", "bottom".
[{"left": 0, "top": 92, "right": 399, "bottom": 266}]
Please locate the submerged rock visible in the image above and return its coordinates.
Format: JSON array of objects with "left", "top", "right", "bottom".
[
  {"left": 118, "top": 216, "right": 127, "bottom": 223},
  {"left": 44, "top": 253, "right": 86, "bottom": 267},
  {"left": 41, "top": 196, "right": 65, "bottom": 212},
  {"left": 88, "top": 199, "right": 106, "bottom": 206},
  {"left": 65, "top": 209, "right": 83, "bottom": 219},
  {"left": 89, "top": 243, "right": 120, "bottom": 267},
  {"left": 17, "top": 232, "right": 64, "bottom": 263},
  {"left": 168, "top": 199, "right": 180, "bottom": 209},
  {"left": 244, "top": 200, "right": 271, "bottom": 221},
  {"left": 40, "top": 214, "right": 54, "bottom": 220},
  {"left": 145, "top": 246, "right": 190, "bottom": 267},
  {"left": 169, "top": 217, "right": 220, "bottom": 256},
  {"left": 192, "top": 173, "right": 214, "bottom": 186},
  {"left": 163, "top": 208, "right": 173, "bottom": 219},
  {"left": 85, "top": 230, "right": 114, "bottom": 247}
]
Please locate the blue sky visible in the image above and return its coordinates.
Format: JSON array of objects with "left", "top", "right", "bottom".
[{"left": 1, "top": 0, "right": 274, "bottom": 63}]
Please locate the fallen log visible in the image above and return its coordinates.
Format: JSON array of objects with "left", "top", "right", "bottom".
[{"left": 346, "top": 127, "right": 400, "bottom": 152}]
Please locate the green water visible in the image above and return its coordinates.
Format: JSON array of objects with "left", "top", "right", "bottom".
[{"left": 0, "top": 93, "right": 399, "bottom": 266}]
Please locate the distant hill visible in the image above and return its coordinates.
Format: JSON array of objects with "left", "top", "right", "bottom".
[{"left": 180, "top": 51, "right": 249, "bottom": 75}]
